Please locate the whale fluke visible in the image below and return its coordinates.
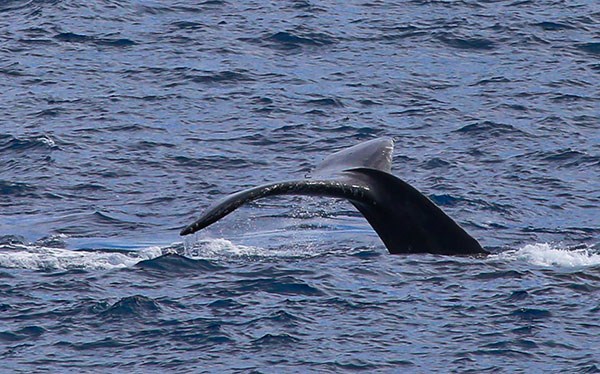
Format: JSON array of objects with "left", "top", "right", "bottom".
[{"left": 181, "top": 137, "right": 488, "bottom": 256}]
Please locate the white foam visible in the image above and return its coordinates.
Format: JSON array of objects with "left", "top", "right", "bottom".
[
  {"left": 184, "top": 238, "right": 259, "bottom": 257},
  {"left": 0, "top": 244, "right": 163, "bottom": 271},
  {"left": 495, "top": 243, "right": 600, "bottom": 267},
  {"left": 183, "top": 236, "right": 320, "bottom": 259},
  {"left": 38, "top": 135, "right": 56, "bottom": 148}
]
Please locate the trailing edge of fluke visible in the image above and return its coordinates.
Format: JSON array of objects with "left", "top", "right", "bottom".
[{"left": 180, "top": 137, "right": 488, "bottom": 256}]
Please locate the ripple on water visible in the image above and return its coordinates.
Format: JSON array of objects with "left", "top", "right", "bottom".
[
  {"left": 0, "top": 326, "right": 45, "bottom": 342},
  {"left": 0, "top": 181, "right": 38, "bottom": 197},
  {"left": 234, "top": 276, "right": 324, "bottom": 296},
  {"left": 510, "top": 308, "right": 552, "bottom": 321},
  {"left": 265, "top": 30, "right": 337, "bottom": 49},
  {"left": 437, "top": 34, "right": 497, "bottom": 51},
  {"left": 54, "top": 337, "right": 127, "bottom": 351},
  {"left": 577, "top": 42, "right": 600, "bottom": 55},
  {"left": 251, "top": 333, "right": 301, "bottom": 348},
  {"left": 54, "top": 32, "right": 136, "bottom": 47}
]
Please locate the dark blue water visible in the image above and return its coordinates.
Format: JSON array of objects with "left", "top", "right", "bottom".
[{"left": 1, "top": 0, "right": 599, "bottom": 371}]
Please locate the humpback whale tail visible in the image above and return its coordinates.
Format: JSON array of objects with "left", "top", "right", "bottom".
[{"left": 181, "top": 137, "right": 488, "bottom": 256}]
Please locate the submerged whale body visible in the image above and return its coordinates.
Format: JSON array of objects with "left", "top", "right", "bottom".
[{"left": 181, "top": 137, "right": 488, "bottom": 256}]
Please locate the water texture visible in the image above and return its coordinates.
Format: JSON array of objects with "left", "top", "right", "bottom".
[{"left": 1, "top": 0, "right": 599, "bottom": 372}]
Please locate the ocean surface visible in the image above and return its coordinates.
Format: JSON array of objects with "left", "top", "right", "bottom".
[{"left": 1, "top": 0, "right": 599, "bottom": 372}]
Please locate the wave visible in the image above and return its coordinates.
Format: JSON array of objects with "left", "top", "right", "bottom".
[
  {"left": 0, "top": 134, "right": 57, "bottom": 153},
  {"left": 455, "top": 121, "right": 528, "bottom": 138},
  {"left": 0, "top": 244, "right": 162, "bottom": 271},
  {"left": 97, "top": 295, "right": 161, "bottom": 318},
  {"left": 494, "top": 243, "right": 600, "bottom": 267},
  {"left": 0, "top": 180, "right": 38, "bottom": 197},
  {"left": 136, "top": 253, "right": 223, "bottom": 273},
  {"left": 266, "top": 31, "right": 336, "bottom": 48},
  {"left": 437, "top": 33, "right": 496, "bottom": 51},
  {"left": 239, "top": 30, "right": 337, "bottom": 51},
  {"left": 577, "top": 42, "right": 600, "bottom": 56},
  {"left": 54, "top": 32, "right": 136, "bottom": 47}
]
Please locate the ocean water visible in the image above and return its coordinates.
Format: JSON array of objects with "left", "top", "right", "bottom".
[{"left": 1, "top": 0, "right": 599, "bottom": 372}]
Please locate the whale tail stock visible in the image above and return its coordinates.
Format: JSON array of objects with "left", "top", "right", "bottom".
[{"left": 180, "top": 137, "right": 488, "bottom": 256}]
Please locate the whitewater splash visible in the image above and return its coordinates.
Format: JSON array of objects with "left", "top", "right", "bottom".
[
  {"left": 496, "top": 243, "right": 600, "bottom": 267},
  {"left": 186, "top": 239, "right": 600, "bottom": 268},
  {"left": 0, "top": 236, "right": 319, "bottom": 271},
  {"left": 1, "top": 239, "right": 597, "bottom": 271},
  {"left": 182, "top": 236, "right": 323, "bottom": 260},
  {"left": 0, "top": 244, "right": 163, "bottom": 271}
]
